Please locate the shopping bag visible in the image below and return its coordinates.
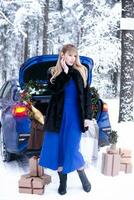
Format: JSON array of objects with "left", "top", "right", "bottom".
[{"left": 80, "top": 119, "right": 99, "bottom": 166}]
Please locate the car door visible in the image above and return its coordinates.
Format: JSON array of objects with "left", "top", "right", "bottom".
[{"left": 0, "top": 81, "right": 17, "bottom": 149}]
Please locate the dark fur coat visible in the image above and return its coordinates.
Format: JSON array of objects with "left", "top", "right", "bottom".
[{"left": 44, "top": 67, "right": 92, "bottom": 133}]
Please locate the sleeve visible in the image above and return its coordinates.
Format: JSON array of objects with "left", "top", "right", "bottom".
[
  {"left": 84, "top": 84, "right": 93, "bottom": 120},
  {"left": 47, "top": 68, "right": 71, "bottom": 94}
]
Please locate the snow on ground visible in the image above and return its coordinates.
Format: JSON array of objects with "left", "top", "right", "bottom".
[{"left": 0, "top": 98, "right": 134, "bottom": 200}]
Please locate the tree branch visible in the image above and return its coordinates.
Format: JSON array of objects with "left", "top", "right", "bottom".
[{"left": 0, "top": 10, "right": 27, "bottom": 38}]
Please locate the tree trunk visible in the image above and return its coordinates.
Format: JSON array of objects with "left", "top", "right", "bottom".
[
  {"left": 43, "top": 0, "right": 49, "bottom": 54},
  {"left": 36, "top": 18, "right": 40, "bottom": 55},
  {"left": 3, "top": 25, "right": 8, "bottom": 83},
  {"left": 24, "top": 30, "right": 29, "bottom": 61},
  {"left": 118, "top": 0, "right": 134, "bottom": 122},
  {"left": 58, "top": 0, "right": 63, "bottom": 11}
]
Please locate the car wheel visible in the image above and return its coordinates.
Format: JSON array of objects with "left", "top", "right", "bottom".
[{"left": 0, "top": 127, "right": 12, "bottom": 162}]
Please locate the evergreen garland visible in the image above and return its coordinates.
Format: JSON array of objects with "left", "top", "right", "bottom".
[
  {"left": 20, "top": 80, "right": 48, "bottom": 103},
  {"left": 89, "top": 86, "right": 100, "bottom": 119}
]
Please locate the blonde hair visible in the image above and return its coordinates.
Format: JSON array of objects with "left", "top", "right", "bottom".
[{"left": 50, "top": 44, "right": 88, "bottom": 87}]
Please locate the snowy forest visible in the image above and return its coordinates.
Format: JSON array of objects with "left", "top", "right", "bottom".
[{"left": 0, "top": 0, "right": 133, "bottom": 121}]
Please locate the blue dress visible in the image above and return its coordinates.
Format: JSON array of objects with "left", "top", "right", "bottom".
[{"left": 39, "top": 79, "right": 85, "bottom": 174}]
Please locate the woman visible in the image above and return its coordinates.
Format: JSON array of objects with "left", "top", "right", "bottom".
[{"left": 39, "top": 44, "right": 92, "bottom": 195}]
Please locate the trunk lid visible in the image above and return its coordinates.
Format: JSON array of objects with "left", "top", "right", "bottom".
[{"left": 19, "top": 54, "right": 94, "bottom": 89}]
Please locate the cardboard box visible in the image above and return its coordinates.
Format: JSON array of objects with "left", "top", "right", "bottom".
[
  {"left": 106, "top": 147, "right": 119, "bottom": 154},
  {"left": 37, "top": 165, "right": 44, "bottom": 177},
  {"left": 126, "top": 163, "right": 133, "bottom": 173},
  {"left": 120, "top": 163, "right": 126, "bottom": 171},
  {"left": 29, "top": 156, "right": 44, "bottom": 177},
  {"left": 33, "top": 188, "right": 44, "bottom": 195},
  {"left": 29, "top": 156, "right": 38, "bottom": 176},
  {"left": 18, "top": 175, "right": 45, "bottom": 195},
  {"left": 19, "top": 174, "right": 33, "bottom": 188},
  {"left": 119, "top": 148, "right": 132, "bottom": 157},
  {"left": 19, "top": 186, "right": 44, "bottom": 195},
  {"left": 101, "top": 153, "right": 120, "bottom": 176},
  {"left": 41, "top": 174, "right": 51, "bottom": 185},
  {"left": 120, "top": 157, "right": 131, "bottom": 164},
  {"left": 19, "top": 187, "right": 33, "bottom": 194},
  {"left": 120, "top": 163, "right": 133, "bottom": 173}
]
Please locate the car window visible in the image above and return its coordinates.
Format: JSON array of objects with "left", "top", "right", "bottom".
[
  {"left": 2, "top": 82, "right": 12, "bottom": 100},
  {"left": 0, "top": 82, "right": 8, "bottom": 98}
]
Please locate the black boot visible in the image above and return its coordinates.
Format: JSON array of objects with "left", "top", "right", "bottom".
[
  {"left": 77, "top": 169, "right": 91, "bottom": 192},
  {"left": 58, "top": 172, "right": 67, "bottom": 195}
]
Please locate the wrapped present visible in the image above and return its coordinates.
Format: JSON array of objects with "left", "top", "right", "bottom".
[
  {"left": 119, "top": 148, "right": 132, "bottom": 157},
  {"left": 18, "top": 174, "right": 45, "bottom": 195},
  {"left": 29, "top": 156, "right": 44, "bottom": 177},
  {"left": 38, "top": 165, "right": 44, "bottom": 177},
  {"left": 120, "top": 157, "right": 132, "bottom": 164},
  {"left": 41, "top": 174, "right": 52, "bottom": 185},
  {"left": 120, "top": 163, "right": 133, "bottom": 173},
  {"left": 101, "top": 153, "right": 120, "bottom": 176},
  {"left": 119, "top": 148, "right": 132, "bottom": 164},
  {"left": 18, "top": 173, "right": 51, "bottom": 195},
  {"left": 18, "top": 156, "right": 51, "bottom": 195},
  {"left": 106, "top": 147, "right": 119, "bottom": 155},
  {"left": 29, "top": 156, "right": 38, "bottom": 176}
]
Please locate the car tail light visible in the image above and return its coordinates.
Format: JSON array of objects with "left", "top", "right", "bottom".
[
  {"left": 102, "top": 103, "right": 108, "bottom": 112},
  {"left": 12, "top": 104, "right": 28, "bottom": 117}
]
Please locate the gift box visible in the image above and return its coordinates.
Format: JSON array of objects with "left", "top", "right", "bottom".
[
  {"left": 120, "top": 163, "right": 133, "bottom": 173},
  {"left": 119, "top": 148, "right": 132, "bottom": 157},
  {"left": 119, "top": 149, "right": 132, "bottom": 164},
  {"left": 106, "top": 147, "right": 119, "bottom": 155},
  {"left": 101, "top": 153, "right": 120, "bottom": 176},
  {"left": 18, "top": 174, "right": 44, "bottom": 195},
  {"left": 29, "top": 156, "right": 44, "bottom": 177},
  {"left": 38, "top": 165, "right": 44, "bottom": 177},
  {"left": 18, "top": 174, "right": 49, "bottom": 195},
  {"left": 120, "top": 157, "right": 131, "bottom": 164},
  {"left": 41, "top": 174, "right": 51, "bottom": 185}
]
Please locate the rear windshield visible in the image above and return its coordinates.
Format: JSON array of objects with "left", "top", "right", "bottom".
[{"left": 24, "top": 61, "right": 56, "bottom": 83}]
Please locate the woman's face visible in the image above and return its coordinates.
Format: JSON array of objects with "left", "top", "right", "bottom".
[{"left": 63, "top": 51, "right": 77, "bottom": 66}]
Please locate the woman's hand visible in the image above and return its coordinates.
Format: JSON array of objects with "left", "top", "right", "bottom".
[{"left": 61, "top": 58, "right": 69, "bottom": 74}]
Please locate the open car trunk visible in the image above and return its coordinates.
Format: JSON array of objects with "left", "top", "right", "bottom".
[{"left": 19, "top": 54, "right": 94, "bottom": 116}]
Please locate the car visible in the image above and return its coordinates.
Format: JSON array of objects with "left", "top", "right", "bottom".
[{"left": 0, "top": 55, "right": 111, "bottom": 162}]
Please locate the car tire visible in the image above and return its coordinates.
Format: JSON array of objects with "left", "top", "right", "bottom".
[{"left": 0, "top": 127, "right": 12, "bottom": 162}]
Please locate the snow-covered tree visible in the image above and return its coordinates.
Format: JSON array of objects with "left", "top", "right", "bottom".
[
  {"left": 77, "top": 0, "right": 121, "bottom": 97},
  {"left": 0, "top": 0, "right": 121, "bottom": 99},
  {"left": 118, "top": 0, "right": 134, "bottom": 122}
]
